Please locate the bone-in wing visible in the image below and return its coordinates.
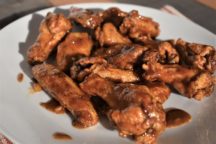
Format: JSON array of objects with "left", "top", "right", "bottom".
[
  {"left": 143, "top": 62, "right": 215, "bottom": 100},
  {"left": 105, "top": 44, "right": 148, "bottom": 70},
  {"left": 27, "top": 13, "right": 72, "bottom": 64},
  {"left": 75, "top": 63, "right": 139, "bottom": 83},
  {"left": 56, "top": 32, "right": 93, "bottom": 70},
  {"left": 80, "top": 74, "right": 167, "bottom": 144},
  {"left": 119, "top": 10, "right": 160, "bottom": 43},
  {"left": 32, "top": 63, "right": 98, "bottom": 128},
  {"left": 95, "top": 23, "right": 131, "bottom": 47},
  {"left": 69, "top": 7, "right": 127, "bottom": 29},
  {"left": 176, "top": 39, "right": 216, "bottom": 73}
]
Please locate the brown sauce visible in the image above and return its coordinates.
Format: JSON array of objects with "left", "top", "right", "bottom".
[
  {"left": 166, "top": 108, "right": 191, "bottom": 128},
  {"left": 29, "top": 82, "right": 42, "bottom": 94},
  {"left": 40, "top": 99, "right": 65, "bottom": 114},
  {"left": 53, "top": 132, "right": 72, "bottom": 140},
  {"left": 17, "top": 73, "right": 24, "bottom": 82}
]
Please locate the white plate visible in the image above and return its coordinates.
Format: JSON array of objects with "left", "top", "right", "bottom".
[{"left": 0, "top": 3, "right": 216, "bottom": 144}]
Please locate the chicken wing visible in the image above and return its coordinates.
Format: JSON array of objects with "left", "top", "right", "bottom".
[
  {"left": 27, "top": 13, "right": 72, "bottom": 64},
  {"left": 143, "top": 62, "right": 215, "bottom": 100},
  {"left": 119, "top": 10, "right": 160, "bottom": 43},
  {"left": 74, "top": 63, "right": 140, "bottom": 83},
  {"left": 32, "top": 63, "right": 98, "bottom": 128},
  {"left": 105, "top": 44, "right": 148, "bottom": 70},
  {"left": 80, "top": 74, "right": 167, "bottom": 144},
  {"left": 56, "top": 32, "right": 93, "bottom": 70},
  {"left": 69, "top": 7, "right": 103, "bottom": 29},
  {"left": 95, "top": 23, "right": 131, "bottom": 47},
  {"left": 69, "top": 7, "right": 127, "bottom": 29},
  {"left": 175, "top": 39, "right": 216, "bottom": 73}
]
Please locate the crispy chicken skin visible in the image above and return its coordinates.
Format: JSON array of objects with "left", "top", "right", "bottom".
[
  {"left": 102, "top": 7, "right": 128, "bottom": 27},
  {"left": 69, "top": 8, "right": 103, "bottom": 29},
  {"left": 32, "top": 63, "right": 98, "bottom": 128},
  {"left": 56, "top": 32, "right": 93, "bottom": 70},
  {"left": 74, "top": 63, "right": 140, "bottom": 83},
  {"left": 80, "top": 74, "right": 167, "bottom": 144},
  {"left": 69, "top": 7, "right": 127, "bottom": 29},
  {"left": 95, "top": 23, "right": 131, "bottom": 47},
  {"left": 119, "top": 10, "right": 160, "bottom": 43},
  {"left": 105, "top": 44, "right": 148, "bottom": 70},
  {"left": 143, "top": 63, "right": 215, "bottom": 100},
  {"left": 27, "top": 13, "right": 72, "bottom": 64},
  {"left": 158, "top": 41, "right": 180, "bottom": 64},
  {"left": 175, "top": 39, "right": 216, "bottom": 73},
  {"left": 88, "top": 63, "right": 140, "bottom": 83}
]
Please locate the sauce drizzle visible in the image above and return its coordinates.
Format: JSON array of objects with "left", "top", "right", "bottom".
[
  {"left": 53, "top": 132, "right": 72, "bottom": 140},
  {"left": 166, "top": 108, "right": 191, "bottom": 128},
  {"left": 17, "top": 73, "right": 24, "bottom": 82}
]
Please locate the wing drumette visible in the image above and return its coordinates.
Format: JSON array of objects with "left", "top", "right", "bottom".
[
  {"left": 119, "top": 10, "right": 160, "bottom": 43},
  {"left": 142, "top": 48, "right": 215, "bottom": 100},
  {"left": 27, "top": 13, "right": 72, "bottom": 64},
  {"left": 95, "top": 23, "right": 131, "bottom": 47},
  {"left": 175, "top": 39, "right": 216, "bottom": 73},
  {"left": 80, "top": 74, "right": 170, "bottom": 144},
  {"left": 56, "top": 32, "right": 93, "bottom": 70},
  {"left": 32, "top": 63, "right": 98, "bottom": 128}
]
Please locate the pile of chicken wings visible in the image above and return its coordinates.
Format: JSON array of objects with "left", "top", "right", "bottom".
[{"left": 27, "top": 7, "right": 216, "bottom": 144}]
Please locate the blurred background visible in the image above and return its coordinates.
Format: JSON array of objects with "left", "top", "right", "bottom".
[{"left": 0, "top": 0, "right": 216, "bottom": 33}]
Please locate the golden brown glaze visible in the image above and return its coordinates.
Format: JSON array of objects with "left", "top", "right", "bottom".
[
  {"left": 95, "top": 23, "right": 131, "bottom": 47},
  {"left": 143, "top": 62, "right": 215, "bottom": 100},
  {"left": 27, "top": 13, "right": 72, "bottom": 64},
  {"left": 80, "top": 74, "right": 167, "bottom": 144},
  {"left": 120, "top": 10, "right": 160, "bottom": 43},
  {"left": 176, "top": 39, "right": 216, "bottom": 73},
  {"left": 57, "top": 32, "right": 93, "bottom": 70},
  {"left": 32, "top": 63, "right": 98, "bottom": 128}
]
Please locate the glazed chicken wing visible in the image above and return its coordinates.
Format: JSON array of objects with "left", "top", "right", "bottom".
[
  {"left": 143, "top": 62, "right": 215, "bottom": 100},
  {"left": 95, "top": 23, "right": 131, "bottom": 47},
  {"left": 27, "top": 13, "right": 72, "bottom": 64},
  {"left": 175, "top": 39, "right": 216, "bottom": 73},
  {"left": 105, "top": 44, "right": 148, "bottom": 70},
  {"left": 74, "top": 63, "right": 140, "bottom": 83},
  {"left": 80, "top": 74, "right": 168, "bottom": 144},
  {"left": 56, "top": 32, "right": 93, "bottom": 70},
  {"left": 69, "top": 7, "right": 127, "bottom": 29},
  {"left": 69, "top": 7, "right": 103, "bottom": 29},
  {"left": 32, "top": 63, "right": 98, "bottom": 128},
  {"left": 119, "top": 10, "right": 160, "bottom": 43}
]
